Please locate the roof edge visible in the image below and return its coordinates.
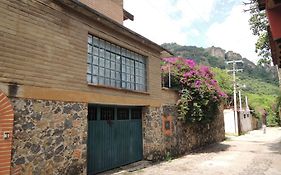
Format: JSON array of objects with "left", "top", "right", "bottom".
[{"left": 57, "top": 0, "right": 173, "bottom": 55}]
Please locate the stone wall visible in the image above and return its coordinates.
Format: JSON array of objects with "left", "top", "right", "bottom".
[
  {"left": 143, "top": 105, "right": 225, "bottom": 161},
  {"left": 10, "top": 98, "right": 87, "bottom": 175}
]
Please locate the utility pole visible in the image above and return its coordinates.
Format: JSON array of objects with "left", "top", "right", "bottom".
[{"left": 226, "top": 60, "right": 243, "bottom": 135}]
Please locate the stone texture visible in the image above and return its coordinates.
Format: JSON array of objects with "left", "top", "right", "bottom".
[
  {"left": 206, "top": 46, "right": 226, "bottom": 59},
  {"left": 143, "top": 105, "right": 225, "bottom": 161},
  {"left": 225, "top": 51, "right": 243, "bottom": 61},
  {"left": 10, "top": 98, "right": 87, "bottom": 175}
]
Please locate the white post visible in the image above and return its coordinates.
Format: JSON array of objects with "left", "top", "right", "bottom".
[
  {"left": 233, "top": 62, "right": 238, "bottom": 135},
  {"left": 245, "top": 96, "right": 249, "bottom": 112},
  {"left": 168, "top": 63, "right": 171, "bottom": 88},
  {"left": 239, "top": 90, "right": 242, "bottom": 112}
]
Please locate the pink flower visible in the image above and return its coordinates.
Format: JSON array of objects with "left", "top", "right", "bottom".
[
  {"left": 194, "top": 80, "right": 201, "bottom": 88},
  {"left": 183, "top": 59, "right": 196, "bottom": 68},
  {"left": 162, "top": 57, "right": 180, "bottom": 64}
]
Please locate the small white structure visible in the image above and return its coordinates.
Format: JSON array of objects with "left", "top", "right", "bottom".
[{"left": 224, "top": 109, "right": 237, "bottom": 134}]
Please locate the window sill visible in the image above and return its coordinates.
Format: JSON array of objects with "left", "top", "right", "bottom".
[
  {"left": 88, "top": 83, "right": 150, "bottom": 95},
  {"left": 161, "top": 87, "right": 178, "bottom": 92}
]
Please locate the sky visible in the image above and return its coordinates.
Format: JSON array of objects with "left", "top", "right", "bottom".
[{"left": 124, "top": 0, "right": 259, "bottom": 64}]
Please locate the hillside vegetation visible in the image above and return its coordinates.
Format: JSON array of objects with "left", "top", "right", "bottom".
[{"left": 162, "top": 43, "right": 280, "bottom": 126}]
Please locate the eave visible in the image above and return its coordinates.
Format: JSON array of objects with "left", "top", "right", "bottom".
[{"left": 56, "top": 0, "right": 173, "bottom": 56}]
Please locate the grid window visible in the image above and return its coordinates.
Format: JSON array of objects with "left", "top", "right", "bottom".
[
  {"left": 117, "top": 108, "right": 129, "bottom": 120},
  {"left": 100, "top": 107, "right": 115, "bottom": 120},
  {"left": 87, "top": 34, "right": 147, "bottom": 91}
]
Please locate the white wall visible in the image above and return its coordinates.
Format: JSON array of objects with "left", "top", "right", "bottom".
[{"left": 224, "top": 109, "right": 236, "bottom": 134}]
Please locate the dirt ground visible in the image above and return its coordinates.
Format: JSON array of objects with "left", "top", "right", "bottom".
[{"left": 108, "top": 127, "right": 281, "bottom": 175}]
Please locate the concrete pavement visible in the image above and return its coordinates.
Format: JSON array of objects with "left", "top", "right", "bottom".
[{"left": 113, "top": 127, "right": 281, "bottom": 175}]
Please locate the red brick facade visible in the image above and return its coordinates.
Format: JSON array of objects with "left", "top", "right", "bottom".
[{"left": 0, "top": 91, "right": 14, "bottom": 175}]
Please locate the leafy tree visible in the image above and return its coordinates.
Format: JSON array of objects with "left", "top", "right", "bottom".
[{"left": 244, "top": 0, "right": 271, "bottom": 64}]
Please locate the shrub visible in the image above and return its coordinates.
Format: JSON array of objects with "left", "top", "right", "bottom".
[{"left": 162, "top": 57, "right": 227, "bottom": 123}]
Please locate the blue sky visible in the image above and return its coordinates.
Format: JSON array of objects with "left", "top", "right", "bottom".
[{"left": 124, "top": 0, "right": 259, "bottom": 63}]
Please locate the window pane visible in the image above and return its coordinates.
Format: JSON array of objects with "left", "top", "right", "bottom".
[
  {"left": 105, "top": 78, "right": 110, "bottom": 86},
  {"left": 131, "top": 108, "right": 142, "bottom": 119},
  {"left": 100, "top": 107, "right": 114, "bottom": 120},
  {"left": 87, "top": 54, "right": 92, "bottom": 64},
  {"left": 99, "top": 48, "right": 105, "bottom": 58},
  {"left": 87, "top": 64, "right": 91, "bottom": 74},
  {"left": 88, "top": 45, "right": 92, "bottom": 54},
  {"left": 93, "top": 65, "right": 98, "bottom": 75},
  {"left": 105, "top": 59, "right": 110, "bottom": 68},
  {"left": 105, "top": 51, "right": 110, "bottom": 59},
  {"left": 122, "top": 73, "right": 126, "bottom": 81},
  {"left": 93, "top": 46, "right": 99, "bottom": 56},
  {"left": 93, "top": 56, "right": 98, "bottom": 65},
  {"left": 116, "top": 46, "right": 120, "bottom": 54},
  {"left": 117, "top": 108, "right": 129, "bottom": 120},
  {"left": 122, "top": 64, "right": 126, "bottom": 72},
  {"left": 116, "top": 72, "right": 121, "bottom": 80},
  {"left": 122, "top": 82, "right": 126, "bottom": 88},
  {"left": 99, "top": 67, "right": 104, "bottom": 76},
  {"left": 110, "top": 53, "right": 115, "bottom": 62},
  {"left": 105, "top": 69, "right": 110, "bottom": 78},
  {"left": 100, "top": 39, "right": 105, "bottom": 48},
  {"left": 116, "top": 81, "right": 121, "bottom": 88},
  {"left": 116, "top": 55, "right": 121, "bottom": 63},
  {"left": 110, "top": 79, "right": 115, "bottom": 87},
  {"left": 111, "top": 61, "right": 115, "bottom": 69},
  {"left": 100, "top": 58, "right": 105, "bottom": 67},
  {"left": 88, "top": 35, "right": 92, "bottom": 44},
  {"left": 136, "top": 84, "right": 140, "bottom": 91},
  {"left": 92, "top": 75, "right": 98, "bottom": 85},
  {"left": 99, "top": 77, "right": 104, "bottom": 85},
  {"left": 87, "top": 74, "right": 91, "bottom": 83},
  {"left": 106, "top": 42, "right": 111, "bottom": 50},
  {"left": 116, "top": 63, "right": 120, "bottom": 71},
  {"left": 93, "top": 37, "right": 99, "bottom": 46},
  {"left": 111, "top": 70, "right": 115, "bottom": 79},
  {"left": 111, "top": 44, "right": 116, "bottom": 52},
  {"left": 88, "top": 106, "right": 97, "bottom": 121}
]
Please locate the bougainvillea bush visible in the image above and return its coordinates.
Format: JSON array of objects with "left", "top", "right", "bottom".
[{"left": 162, "top": 57, "right": 227, "bottom": 123}]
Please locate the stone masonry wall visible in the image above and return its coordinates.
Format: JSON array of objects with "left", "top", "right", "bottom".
[
  {"left": 143, "top": 105, "right": 225, "bottom": 161},
  {"left": 10, "top": 98, "right": 87, "bottom": 175}
]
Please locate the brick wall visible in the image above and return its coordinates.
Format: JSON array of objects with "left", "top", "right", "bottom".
[
  {"left": 79, "top": 0, "right": 124, "bottom": 24},
  {"left": 0, "top": 91, "right": 14, "bottom": 175},
  {"left": 0, "top": 0, "right": 168, "bottom": 107}
]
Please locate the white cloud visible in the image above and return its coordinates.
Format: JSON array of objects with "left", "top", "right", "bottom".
[
  {"left": 124, "top": 0, "right": 259, "bottom": 64},
  {"left": 124, "top": 0, "right": 216, "bottom": 45},
  {"left": 206, "top": 4, "right": 259, "bottom": 63}
]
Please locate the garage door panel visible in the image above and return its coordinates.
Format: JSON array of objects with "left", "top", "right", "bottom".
[{"left": 87, "top": 106, "right": 143, "bottom": 174}]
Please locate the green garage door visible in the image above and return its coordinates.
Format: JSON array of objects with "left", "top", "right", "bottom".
[{"left": 87, "top": 105, "right": 143, "bottom": 175}]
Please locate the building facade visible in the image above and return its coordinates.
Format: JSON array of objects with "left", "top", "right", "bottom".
[{"left": 0, "top": 0, "right": 224, "bottom": 174}]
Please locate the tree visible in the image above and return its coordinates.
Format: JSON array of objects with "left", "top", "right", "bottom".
[{"left": 244, "top": 0, "right": 271, "bottom": 64}]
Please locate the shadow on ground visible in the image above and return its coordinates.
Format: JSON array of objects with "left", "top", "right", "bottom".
[
  {"left": 267, "top": 141, "right": 281, "bottom": 154},
  {"left": 191, "top": 142, "right": 231, "bottom": 154}
]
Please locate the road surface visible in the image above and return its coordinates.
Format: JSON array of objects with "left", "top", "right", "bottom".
[{"left": 112, "top": 127, "right": 281, "bottom": 175}]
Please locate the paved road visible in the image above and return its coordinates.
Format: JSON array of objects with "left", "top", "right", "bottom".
[{"left": 117, "top": 127, "right": 281, "bottom": 175}]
